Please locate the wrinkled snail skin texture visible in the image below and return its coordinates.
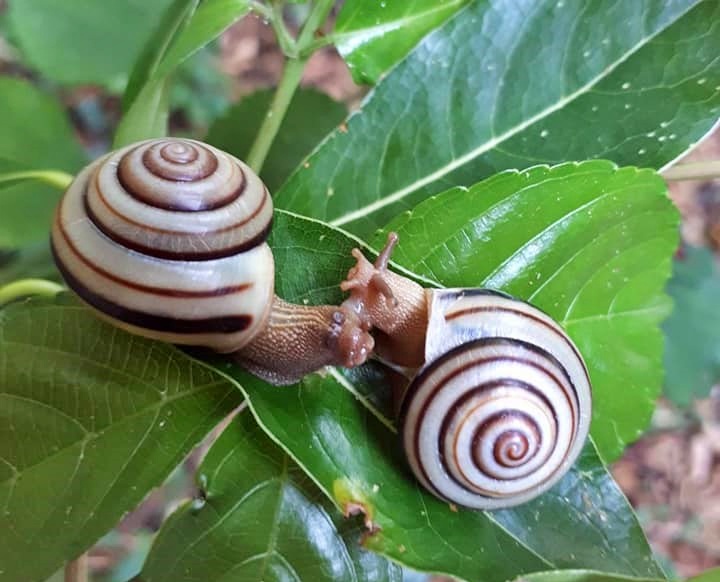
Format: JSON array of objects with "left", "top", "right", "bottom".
[
  {"left": 341, "top": 236, "right": 592, "bottom": 510},
  {"left": 51, "top": 138, "right": 374, "bottom": 385}
]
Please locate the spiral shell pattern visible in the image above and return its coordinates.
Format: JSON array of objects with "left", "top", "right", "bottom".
[
  {"left": 51, "top": 138, "right": 275, "bottom": 352},
  {"left": 402, "top": 290, "right": 591, "bottom": 510}
]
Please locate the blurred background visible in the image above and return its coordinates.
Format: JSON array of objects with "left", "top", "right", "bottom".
[{"left": 1, "top": 1, "right": 719, "bottom": 579}]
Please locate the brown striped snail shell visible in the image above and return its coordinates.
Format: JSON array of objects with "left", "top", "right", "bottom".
[
  {"left": 402, "top": 289, "right": 591, "bottom": 510},
  {"left": 51, "top": 138, "right": 375, "bottom": 385},
  {"left": 342, "top": 235, "right": 592, "bottom": 510},
  {"left": 51, "top": 138, "right": 274, "bottom": 352}
]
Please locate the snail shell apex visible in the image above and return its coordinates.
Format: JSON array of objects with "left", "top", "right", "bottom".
[
  {"left": 51, "top": 138, "right": 275, "bottom": 352},
  {"left": 402, "top": 289, "right": 591, "bottom": 510}
]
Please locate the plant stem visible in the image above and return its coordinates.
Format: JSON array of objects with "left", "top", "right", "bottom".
[
  {"left": 662, "top": 160, "right": 720, "bottom": 182},
  {"left": 0, "top": 279, "right": 64, "bottom": 306},
  {"left": 270, "top": 2, "right": 298, "bottom": 57},
  {"left": 0, "top": 170, "right": 73, "bottom": 190},
  {"left": 64, "top": 553, "right": 88, "bottom": 582},
  {"left": 246, "top": 0, "right": 334, "bottom": 173},
  {"left": 248, "top": 0, "right": 272, "bottom": 20},
  {"left": 246, "top": 57, "right": 306, "bottom": 173},
  {"left": 296, "top": 0, "right": 335, "bottom": 48}
]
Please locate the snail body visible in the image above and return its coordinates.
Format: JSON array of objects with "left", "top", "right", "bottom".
[
  {"left": 341, "top": 235, "right": 592, "bottom": 509},
  {"left": 52, "top": 138, "right": 593, "bottom": 509},
  {"left": 51, "top": 138, "right": 374, "bottom": 384}
]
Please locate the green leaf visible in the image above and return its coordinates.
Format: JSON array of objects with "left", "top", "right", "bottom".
[
  {"left": 663, "top": 246, "right": 720, "bottom": 406},
  {"left": 200, "top": 210, "right": 664, "bottom": 581},
  {"left": 0, "top": 78, "right": 85, "bottom": 171},
  {"left": 212, "top": 368, "right": 662, "bottom": 582},
  {"left": 0, "top": 295, "right": 241, "bottom": 582},
  {"left": 116, "top": 0, "right": 250, "bottom": 146},
  {"left": 155, "top": 0, "right": 251, "bottom": 80},
  {"left": 114, "top": 78, "right": 173, "bottom": 148},
  {"left": 277, "top": 0, "right": 720, "bottom": 238},
  {"left": 0, "top": 78, "right": 86, "bottom": 247},
  {"left": 0, "top": 242, "right": 60, "bottom": 287},
  {"left": 371, "top": 162, "right": 678, "bottom": 460},
  {"left": 334, "top": 0, "right": 469, "bottom": 84},
  {"left": 7, "top": 0, "right": 175, "bottom": 87},
  {"left": 206, "top": 89, "right": 347, "bottom": 192},
  {"left": 140, "top": 412, "right": 401, "bottom": 582},
  {"left": 122, "top": 0, "right": 200, "bottom": 112}
]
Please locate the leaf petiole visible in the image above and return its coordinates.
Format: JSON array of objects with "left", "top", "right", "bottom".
[
  {"left": 662, "top": 160, "right": 720, "bottom": 182},
  {"left": 0, "top": 278, "right": 64, "bottom": 307},
  {"left": 246, "top": 0, "right": 335, "bottom": 173},
  {"left": 0, "top": 169, "right": 73, "bottom": 190}
]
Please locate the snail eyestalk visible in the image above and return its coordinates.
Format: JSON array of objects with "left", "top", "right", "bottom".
[
  {"left": 50, "top": 138, "right": 374, "bottom": 386},
  {"left": 343, "top": 233, "right": 593, "bottom": 510}
]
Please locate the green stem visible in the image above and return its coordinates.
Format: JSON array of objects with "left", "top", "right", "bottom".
[
  {"left": 0, "top": 279, "right": 64, "bottom": 306},
  {"left": 248, "top": 0, "right": 272, "bottom": 20},
  {"left": 663, "top": 160, "right": 720, "bottom": 182},
  {"left": 0, "top": 170, "right": 73, "bottom": 190},
  {"left": 296, "top": 0, "right": 335, "bottom": 48},
  {"left": 270, "top": 2, "right": 298, "bottom": 57},
  {"left": 246, "top": 0, "right": 334, "bottom": 173},
  {"left": 246, "top": 57, "right": 306, "bottom": 173}
]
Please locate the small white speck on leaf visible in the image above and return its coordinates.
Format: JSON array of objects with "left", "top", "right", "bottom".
[{"left": 621, "top": 82, "right": 631, "bottom": 89}]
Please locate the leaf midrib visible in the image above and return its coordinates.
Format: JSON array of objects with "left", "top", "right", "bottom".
[
  {"left": 333, "top": 0, "right": 466, "bottom": 48},
  {"left": 329, "top": 4, "right": 696, "bottom": 228}
]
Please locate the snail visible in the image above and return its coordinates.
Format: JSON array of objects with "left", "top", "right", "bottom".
[
  {"left": 340, "top": 234, "right": 592, "bottom": 510},
  {"left": 51, "top": 137, "right": 592, "bottom": 510},
  {"left": 50, "top": 138, "right": 375, "bottom": 385}
]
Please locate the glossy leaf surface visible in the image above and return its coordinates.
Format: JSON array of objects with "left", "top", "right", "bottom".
[
  {"left": 0, "top": 78, "right": 86, "bottom": 247},
  {"left": 7, "top": 0, "right": 175, "bottom": 86},
  {"left": 277, "top": 0, "right": 720, "bottom": 238},
  {"left": 334, "top": 0, "right": 468, "bottom": 84},
  {"left": 121, "top": 0, "right": 200, "bottom": 113},
  {"left": 0, "top": 295, "right": 241, "bottom": 582},
  {"left": 202, "top": 204, "right": 665, "bottom": 581},
  {"left": 371, "top": 162, "right": 678, "bottom": 459},
  {"left": 206, "top": 89, "right": 346, "bottom": 191},
  {"left": 663, "top": 246, "right": 720, "bottom": 406},
  {"left": 140, "top": 413, "right": 401, "bottom": 582},
  {"left": 116, "top": 0, "right": 249, "bottom": 146}
]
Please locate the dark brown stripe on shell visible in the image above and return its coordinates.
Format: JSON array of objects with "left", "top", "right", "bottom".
[
  {"left": 439, "top": 380, "right": 555, "bottom": 488},
  {"left": 471, "top": 410, "right": 544, "bottom": 474},
  {"left": 445, "top": 303, "right": 590, "bottom": 386},
  {"left": 53, "top": 241, "right": 252, "bottom": 335},
  {"left": 87, "top": 184, "right": 272, "bottom": 260},
  {"left": 55, "top": 211, "right": 253, "bottom": 298},
  {"left": 403, "top": 337, "right": 579, "bottom": 501},
  {"left": 142, "top": 141, "right": 217, "bottom": 181},
  {"left": 159, "top": 141, "right": 199, "bottom": 164},
  {"left": 117, "top": 149, "right": 243, "bottom": 212}
]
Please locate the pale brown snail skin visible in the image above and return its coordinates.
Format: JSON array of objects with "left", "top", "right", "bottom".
[
  {"left": 50, "top": 138, "right": 373, "bottom": 386},
  {"left": 341, "top": 234, "right": 593, "bottom": 510}
]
